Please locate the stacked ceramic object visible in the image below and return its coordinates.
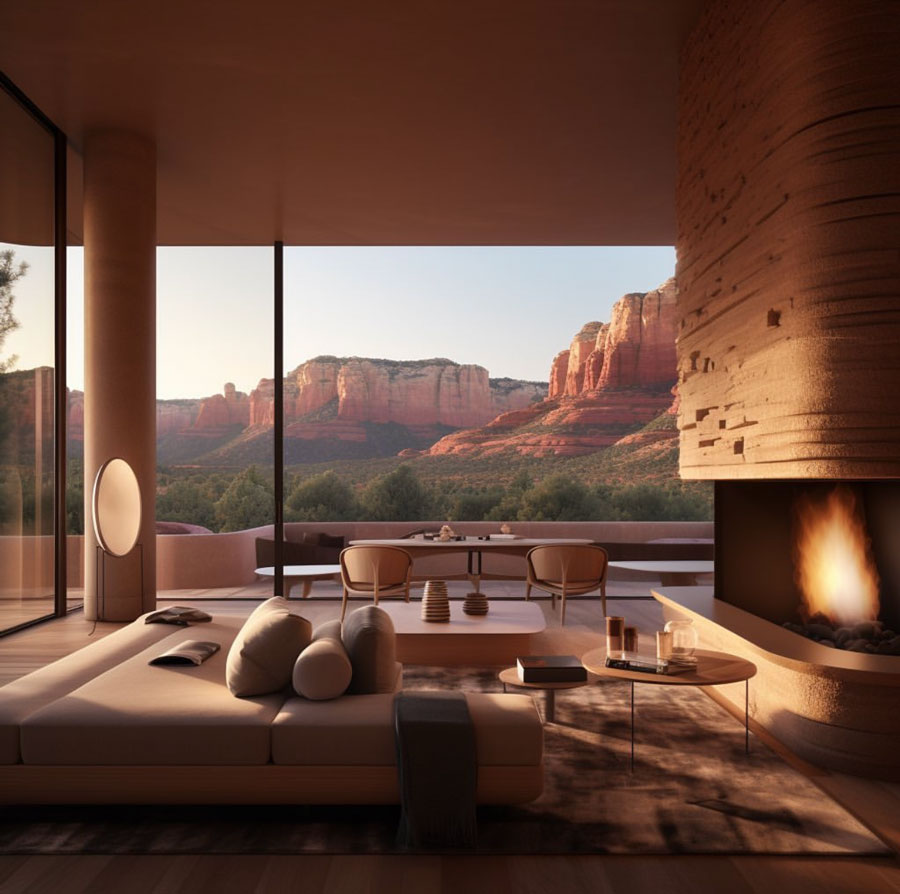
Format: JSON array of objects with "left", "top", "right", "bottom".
[
  {"left": 421, "top": 580, "right": 451, "bottom": 622},
  {"left": 463, "top": 590, "right": 489, "bottom": 616}
]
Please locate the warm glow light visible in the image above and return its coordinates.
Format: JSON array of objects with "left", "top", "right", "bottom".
[{"left": 793, "top": 486, "right": 880, "bottom": 626}]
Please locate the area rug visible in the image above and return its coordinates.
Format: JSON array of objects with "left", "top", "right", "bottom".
[{"left": 0, "top": 667, "right": 888, "bottom": 856}]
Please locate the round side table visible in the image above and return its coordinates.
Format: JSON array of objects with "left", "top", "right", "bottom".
[
  {"left": 581, "top": 647, "right": 757, "bottom": 769},
  {"left": 498, "top": 666, "right": 593, "bottom": 724}
]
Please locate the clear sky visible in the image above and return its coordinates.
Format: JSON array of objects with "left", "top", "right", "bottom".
[{"left": 3, "top": 244, "right": 675, "bottom": 400}]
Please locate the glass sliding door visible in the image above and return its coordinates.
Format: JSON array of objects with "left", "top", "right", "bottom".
[
  {"left": 155, "top": 247, "right": 273, "bottom": 600},
  {"left": 0, "top": 85, "right": 57, "bottom": 631}
]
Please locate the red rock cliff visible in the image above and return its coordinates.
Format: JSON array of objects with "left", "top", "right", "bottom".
[
  {"left": 427, "top": 278, "right": 678, "bottom": 457},
  {"left": 596, "top": 279, "right": 677, "bottom": 388},
  {"left": 555, "top": 278, "right": 677, "bottom": 397},
  {"left": 249, "top": 358, "right": 545, "bottom": 429}
]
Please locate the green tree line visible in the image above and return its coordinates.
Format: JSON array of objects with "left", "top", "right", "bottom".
[{"left": 150, "top": 463, "right": 711, "bottom": 533}]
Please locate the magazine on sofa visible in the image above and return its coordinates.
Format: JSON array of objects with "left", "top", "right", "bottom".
[
  {"left": 145, "top": 606, "right": 213, "bottom": 626},
  {"left": 149, "top": 640, "right": 221, "bottom": 666}
]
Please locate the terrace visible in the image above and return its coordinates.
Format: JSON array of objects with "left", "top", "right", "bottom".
[{"left": 1, "top": 0, "right": 899, "bottom": 891}]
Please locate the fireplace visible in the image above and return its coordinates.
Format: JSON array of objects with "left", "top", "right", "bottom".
[
  {"left": 651, "top": 478, "right": 900, "bottom": 778},
  {"left": 714, "top": 480, "right": 900, "bottom": 652}
]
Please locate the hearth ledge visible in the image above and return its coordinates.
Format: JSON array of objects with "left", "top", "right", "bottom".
[{"left": 652, "top": 587, "right": 900, "bottom": 779}]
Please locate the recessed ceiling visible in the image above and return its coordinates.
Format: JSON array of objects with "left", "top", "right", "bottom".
[{"left": 0, "top": 0, "right": 703, "bottom": 246}]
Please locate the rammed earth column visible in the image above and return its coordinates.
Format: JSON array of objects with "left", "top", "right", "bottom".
[
  {"left": 83, "top": 130, "right": 157, "bottom": 621},
  {"left": 676, "top": 0, "right": 900, "bottom": 480}
]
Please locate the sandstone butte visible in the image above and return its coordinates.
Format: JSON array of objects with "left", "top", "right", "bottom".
[
  {"left": 64, "top": 360, "right": 545, "bottom": 446},
  {"left": 426, "top": 278, "right": 679, "bottom": 457},
  {"left": 247, "top": 357, "right": 545, "bottom": 429}
]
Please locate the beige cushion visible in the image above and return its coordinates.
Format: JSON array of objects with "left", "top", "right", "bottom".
[
  {"left": 465, "top": 693, "right": 544, "bottom": 765},
  {"left": 271, "top": 690, "right": 542, "bottom": 767},
  {"left": 0, "top": 612, "right": 176, "bottom": 764},
  {"left": 20, "top": 618, "right": 283, "bottom": 766},
  {"left": 341, "top": 605, "right": 397, "bottom": 694},
  {"left": 312, "top": 619, "right": 343, "bottom": 643},
  {"left": 226, "top": 597, "right": 312, "bottom": 697},
  {"left": 292, "top": 638, "right": 353, "bottom": 700}
]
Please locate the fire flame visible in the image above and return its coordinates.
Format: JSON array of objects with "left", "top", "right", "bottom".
[{"left": 793, "top": 485, "right": 880, "bottom": 626}]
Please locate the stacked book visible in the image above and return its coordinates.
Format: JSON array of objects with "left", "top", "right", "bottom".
[
  {"left": 604, "top": 652, "right": 693, "bottom": 675},
  {"left": 517, "top": 655, "right": 587, "bottom": 683}
]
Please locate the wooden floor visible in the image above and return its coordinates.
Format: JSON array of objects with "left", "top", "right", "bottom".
[{"left": 1, "top": 588, "right": 898, "bottom": 894}]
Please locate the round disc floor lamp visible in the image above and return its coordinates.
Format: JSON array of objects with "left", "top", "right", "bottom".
[{"left": 92, "top": 457, "right": 143, "bottom": 620}]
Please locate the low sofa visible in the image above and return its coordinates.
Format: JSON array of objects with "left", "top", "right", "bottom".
[{"left": 0, "top": 606, "right": 543, "bottom": 806}]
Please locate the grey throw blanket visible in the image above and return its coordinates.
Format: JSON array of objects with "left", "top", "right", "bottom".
[{"left": 393, "top": 691, "right": 478, "bottom": 849}]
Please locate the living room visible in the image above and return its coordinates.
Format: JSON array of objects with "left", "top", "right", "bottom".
[{"left": 1, "top": 1, "right": 899, "bottom": 891}]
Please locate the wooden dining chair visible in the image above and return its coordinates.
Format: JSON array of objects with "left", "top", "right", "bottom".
[
  {"left": 339, "top": 545, "right": 413, "bottom": 622},
  {"left": 525, "top": 544, "right": 609, "bottom": 626}
]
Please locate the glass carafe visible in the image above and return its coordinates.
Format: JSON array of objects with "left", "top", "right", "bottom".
[{"left": 663, "top": 618, "right": 698, "bottom": 659}]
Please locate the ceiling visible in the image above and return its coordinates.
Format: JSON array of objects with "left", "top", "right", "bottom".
[{"left": 0, "top": 0, "right": 703, "bottom": 246}]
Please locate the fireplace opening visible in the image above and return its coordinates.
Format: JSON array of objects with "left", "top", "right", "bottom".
[{"left": 715, "top": 480, "right": 900, "bottom": 656}]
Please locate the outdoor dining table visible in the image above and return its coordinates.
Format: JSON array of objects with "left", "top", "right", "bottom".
[{"left": 348, "top": 537, "right": 594, "bottom": 592}]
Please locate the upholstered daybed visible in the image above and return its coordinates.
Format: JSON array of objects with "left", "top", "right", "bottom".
[{"left": 0, "top": 607, "right": 543, "bottom": 805}]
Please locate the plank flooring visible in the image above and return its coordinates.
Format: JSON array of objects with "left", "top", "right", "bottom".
[{"left": 1, "top": 586, "right": 898, "bottom": 893}]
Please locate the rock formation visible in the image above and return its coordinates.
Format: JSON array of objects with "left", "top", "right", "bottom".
[
  {"left": 193, "top": 382, "right": 250, "bottom": 430},
  {"left": 427, "top": 278, "right": 679, "bottom": 457},
  {"left": 248, "top": 357, "right": 545, "bottom": 430},
  {"left": 552, "top": 279, "right": 677, "bottom": 398},
  {"left": 548, "top": 350, "right": 569, "bottom": 399},
  {"left": 597, "top": 281, "right": 677, "bottom": 388},
  {"left": 564, "top": 322, "right": 606, "bottom": 396}
]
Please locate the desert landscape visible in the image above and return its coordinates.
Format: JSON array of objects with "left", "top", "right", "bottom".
[{"left": 7, "top": 278, "right": 711, "bottom": 532}]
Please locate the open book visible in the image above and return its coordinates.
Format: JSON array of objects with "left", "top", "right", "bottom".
[
  {"left": 145, "top": 606, "right": 213, "bottom": 626},
  {"left": 149, "top": 640, "right": 221, "bottom": 666}
]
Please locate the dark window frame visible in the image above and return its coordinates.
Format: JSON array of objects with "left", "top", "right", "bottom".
[{"left": 0, "top": 70, "right": 68, "bottom": 635}]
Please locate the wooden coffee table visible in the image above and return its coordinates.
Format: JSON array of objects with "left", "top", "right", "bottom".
[
  {"left": 499, "top": 666, "right": 595, "bottom": 724},
  {"left": 581, "top": 647, "right": 757, "bottom": 769},
  {"left": 379, "top": 600, "right": 546, "bottom": 666}
]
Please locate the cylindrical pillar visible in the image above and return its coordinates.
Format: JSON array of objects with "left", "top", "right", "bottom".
[{"left": 83, "top": 130, "right": 156, "bottom": 621}]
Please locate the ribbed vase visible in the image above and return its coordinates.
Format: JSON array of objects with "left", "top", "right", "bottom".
[{"left": 421, "top": 579, "right": 450, "bottom": 622}]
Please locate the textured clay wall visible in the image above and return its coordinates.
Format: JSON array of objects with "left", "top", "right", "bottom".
[{"left": 676, "top": 0, "right": 900, "bottom": 479}]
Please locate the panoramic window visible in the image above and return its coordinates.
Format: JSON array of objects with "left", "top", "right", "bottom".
[
  {"left": 144, "top": 244, "right": 711, "bottom": 597},
  {"left": 280, "top": 246, "right": 710, "bottom": 525},
  {"left": 0, "top": 86, "right": 57, "bottom": 631}
]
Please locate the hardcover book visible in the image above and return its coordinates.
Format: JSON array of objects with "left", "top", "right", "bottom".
[
  {"left": 604, "top": 653, "right": 690, "bottom": 676},
  {"left": 517, "top": 655, "right": 587, "bottom": 683}
]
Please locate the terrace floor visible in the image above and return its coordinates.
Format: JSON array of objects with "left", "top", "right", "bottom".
[{"left": 0, "top": 585, "right": 898, "bottom": 893}]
